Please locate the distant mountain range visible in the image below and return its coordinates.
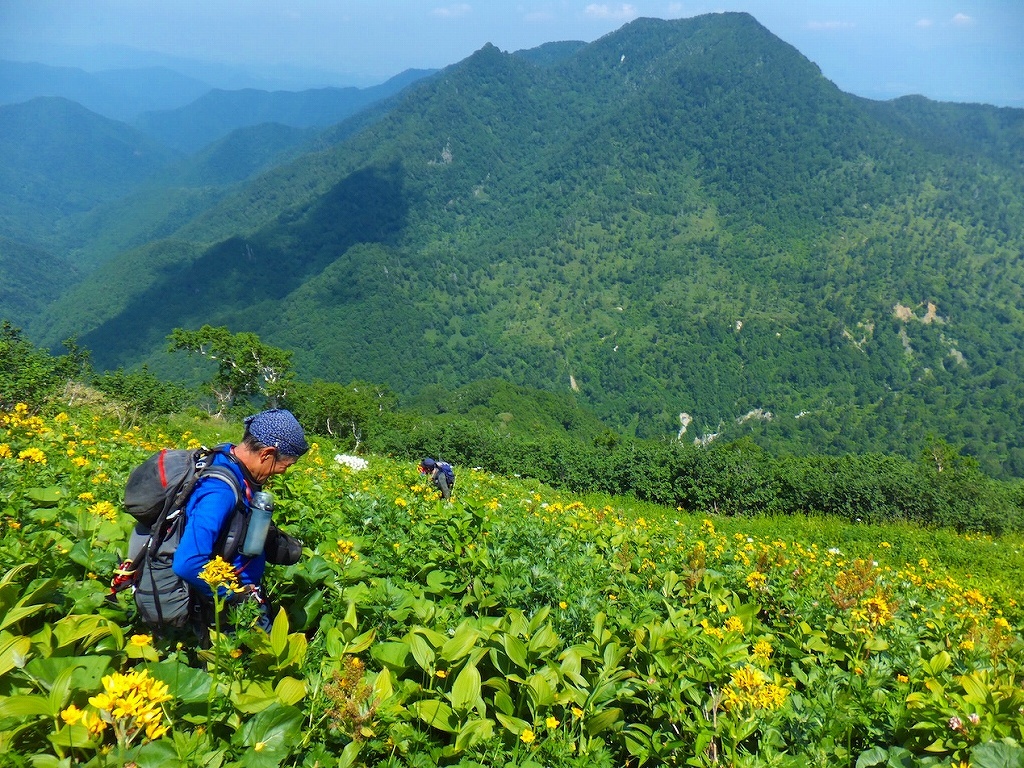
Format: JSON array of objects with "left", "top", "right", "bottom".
[{"left": 4, "top": 13, "right": 1024, "bottom": 477}]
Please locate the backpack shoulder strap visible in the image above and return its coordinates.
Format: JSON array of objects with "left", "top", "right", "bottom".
[{"left": 196, "top": 464, "right": 243, "bottom": 507}]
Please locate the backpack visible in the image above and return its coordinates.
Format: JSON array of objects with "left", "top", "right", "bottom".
[
  {"left": 437, "top": 461, "right": 455, "bottom": 487},
  {"left": 119, "top": 447, "right": 245, "bottom": 627}
]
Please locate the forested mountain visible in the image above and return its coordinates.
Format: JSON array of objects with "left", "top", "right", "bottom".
[
  {"left": 0, "top": 97, "right": 180, "bottom": 245},
  {"left": 134, "top": 69, "right": 435, "bottom": 153},
  {"left": 0, "top": 236, "right": 81, "bottom": 329},
  {"left": 20, "top": 13, "right": 1024, "bottom": 476}
]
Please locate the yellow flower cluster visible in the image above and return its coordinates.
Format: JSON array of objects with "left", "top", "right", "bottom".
[
  {"left": 849, "top": 595, "right": 893, "bottom": 629},
  {"left": 326, "top": 538, "right": 359, "bottom": 564},
  {"left": 722, "top": 665, "right": 788, "bottom": 712},
  {"left": 89, "top": 500, "right": 119, "bottom": 523},
  {"left": 62, "top": 668, "right": 172, "bottom": 743},
  {"left": 17, "top": 447, "right": 47, "bottom": 465},
  {"left": 198, "top": 556, "right": 244, "bottom": 594}
]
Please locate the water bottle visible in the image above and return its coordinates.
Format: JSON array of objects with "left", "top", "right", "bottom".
[{"left": 240, "top": 491, "right": 273, "bottom": 557}]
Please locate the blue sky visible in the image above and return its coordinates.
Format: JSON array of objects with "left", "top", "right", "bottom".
[{"left": 1, "top": 1, "right": 1021, "bottom": 106}]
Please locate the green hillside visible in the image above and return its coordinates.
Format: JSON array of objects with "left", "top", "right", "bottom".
[{"left": 23, "top": 13, "right": 1024, "bottom": 477}]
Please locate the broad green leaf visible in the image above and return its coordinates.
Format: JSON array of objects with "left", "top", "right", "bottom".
[
  {"left": 453, "top": 718, "right": 494, "bottom": 752},
  {"left": 503, "top": 634, "right": 529, "bottom": 670},
  {"left": 275, "top": 676, "right": 306, "bottom": 706},
  {"left": 410, "top": 699, "right": 458, "bottom": 733},
  {"left": 586, "top": 707, "right": 622, "bottom": 735},
  {"left": 0, "top": 635, "right": 31, "bottom": 677},
  {"left": 371, "top": 642, "right": 411, "bottom": 673},
  {"left": 26, "top": 487, "right": 63, "bottom": 507},
  {"left": 970, "top": 740, "right": 1024, "bottom": 768},
  {"left": 959, "top": 673, "right": 990, "bottom": 705},
  {"left": 149, "top": 660, "right": 212, "bottom": 704},
  {"left": 855, "top": 746, "right": 889, "bottom": 768},
  {"left": 337, "top": 741, "right": 361, "bottom": 768},
  {"left": 407, "top": 632, "right": 435, "bottom": 672},
  {"left": 237, "top": 703, "right": 303, "bottom": 768},
  {"left": 495, "top": 711, "right": 530, "bottom": 735},
  {"left": 440, "top": 622, "right": 480, "bottom": 662},
  {"left": 526, "top": 672, "right": 555, "bottom": 708},
  {"left": 0, "top": 694, "right": 52, "bottom": 719},
  {"left": 925, "top": 651, "right": 951, "bottom": 676},
  {"left": 449, "top": 662, "right": 481, "bottom": 712},
  {"left": 270, "top": 607, "right": 289, "bottom": 657}
]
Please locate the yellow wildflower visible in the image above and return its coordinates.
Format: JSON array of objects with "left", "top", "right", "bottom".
[
  {"left": 546, "top": 716, "right": 560, "bottom": 729},
  {"left": 61, "top": 704, "right": 85, "bottom": 725},
  {"left": 198, "top": 556, "right": 244, "bottom": 594},
  {"left": 724, "top": 616, "right": 744, "bottom": 634},
  {"left": 520, "top": 728, "right": 536, "bottom": 744},
  {"left": 18, "top": 447, "right": 47, "bottom": 464}
]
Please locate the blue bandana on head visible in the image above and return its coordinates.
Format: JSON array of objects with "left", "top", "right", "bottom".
[{"left": 244, "top": 409, "right": 309, "bottom": 457}]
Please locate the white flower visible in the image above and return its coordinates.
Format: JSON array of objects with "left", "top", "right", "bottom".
[{"left": 334, "top": 454, "right": 368, "bottom": 471}]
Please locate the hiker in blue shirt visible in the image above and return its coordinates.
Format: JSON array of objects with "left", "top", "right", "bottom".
[
  {"left": 174, "top": 409, "right": 309, "bottom": 632},
  {"left": 419, "top": 457, "right": 455, "bottom": 500}
]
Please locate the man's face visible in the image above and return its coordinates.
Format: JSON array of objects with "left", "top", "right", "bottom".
[{"left": 256, "top": 447, "right": 298, "bottom": 483}]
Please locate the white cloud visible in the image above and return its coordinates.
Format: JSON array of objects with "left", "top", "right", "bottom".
[
  {"left": 916, "top": 18, "right": 933, "bottom": 28},
  {"left": 584, "top": 4, "right": 639, "bottom": 21},
  {"left": 806, "top": 20, "right": 856, "bottom": 31},
  {"left": 431, "top": 4, "right": 472, "bottom": 19},
  {"left": 952, "top": 13, "right": 973, "bottom": 26}
]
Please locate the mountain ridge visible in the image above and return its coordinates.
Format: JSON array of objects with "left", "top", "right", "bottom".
[{"left": 12, "top": 13, "right": 1024, "bottom": 476}]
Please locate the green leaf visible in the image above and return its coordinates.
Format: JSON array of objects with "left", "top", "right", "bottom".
[
  {"left": 495, "top": 712, "right": 530, "bottom": 736},
  {"left": 407, "top": 632, "right": 436, "bottom": 672},
  {"left": 450, "top": 662, "right": 482, "bottom": 712},
  {"left": 503, "top": 634, "right": 529, "bottom": 670},
  {"left": 0, "top": 694, "right": 52, "bottom": 719},
  {"left": 586, "top": 707, "right": 622, "bottom": 735},
  {"left": 270, "top": 607, "right": 289, "bottom": 657},
  {"left": 925, "top": 651, "right": 951, "bottom": 676},
  {"left": 26, "top": 487, "right": 63, "bottom": 507},
  {"left": 970, "top": 741, "right": 1024, "bottom": 768},
  {"left": 149, "top": 660, "right": 212, "bottom": 704},
  {"left": 237, "top": 703, "right": 303, "bottom": 768},
  {"left": 855, "top": 747, "right": 889, "bottom": 768},
  {"left": 441, "top": 622, "right": 480, "bottom": 662},
  {"left": 0, "top": 635, "right": 31, "bottom": 677},
  {"left": 526, "top": 672, "right": 555, "bottom": 708},
  {"left": 275, "top": 677, "right": 306, "bottom": 706},
  {"left": 959, "top": 673, "right": 990, "bottom": 705},
  {"left": 371, "top": 642, "right": 411, "bottom": 673},
  {"left": 453, "top": 718, "right": 494, "bottom": 753},
  {"left": 410, "top": 699, "right": 458, "bottom": 733}
]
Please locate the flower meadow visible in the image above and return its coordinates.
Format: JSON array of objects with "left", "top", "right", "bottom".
[{"left": 1, "top": 404, "right": 1023, "bottom": 768}]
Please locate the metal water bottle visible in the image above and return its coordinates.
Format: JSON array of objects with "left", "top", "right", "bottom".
[{"left": 240, "top": 491, "right": 273, "bottom": 557}]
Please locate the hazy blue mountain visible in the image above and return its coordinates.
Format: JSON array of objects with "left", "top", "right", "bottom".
[
  {"left": 0, "top": 59, "right": 211, "bottom": 120},
  {"left": 134, "top": 68, "right": 436, "bottom": 153},
  {"left": 21, "top": 14, "right": 1024, "bottom": 476},
  {"left": 0, "top": 97, "right": 179, "bottom": 245}
]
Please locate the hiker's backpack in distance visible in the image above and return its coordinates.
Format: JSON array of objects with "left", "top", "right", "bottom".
[
  {"left": 122, "top": 447, "right": 243, "bottom": 627},
  {"left": 437, "top": 461, "right": 455, "bottom": 487}
]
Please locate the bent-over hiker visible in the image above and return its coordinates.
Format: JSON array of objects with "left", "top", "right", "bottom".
[{"left": 174, "top": 409, "right": 308, "bottom": 633}]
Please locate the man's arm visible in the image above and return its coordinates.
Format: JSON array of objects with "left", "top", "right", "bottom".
[{"left": 173, "top": 478, "right": 238, "bottom": 598}]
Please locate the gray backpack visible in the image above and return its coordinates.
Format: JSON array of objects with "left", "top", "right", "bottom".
[{"left": 121, "top": 448, "right": 244, "bottom": 627}]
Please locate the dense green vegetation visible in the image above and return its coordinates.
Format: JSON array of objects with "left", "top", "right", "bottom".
[
  {"left": 1, "top": 335, "right": 1023, "bottom": 767},
  {"left": 6, "top": 13, "right": 1024, "bottom": 478}
]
